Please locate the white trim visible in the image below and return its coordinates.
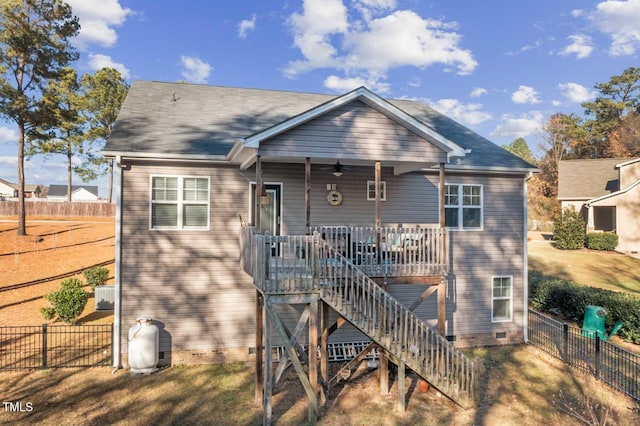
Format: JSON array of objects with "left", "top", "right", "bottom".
[
  {"left": 444, "top": 183, "right": 483, "bottom": 231},
  {"left": 104, "top": 151, "right": 228, "bottom": 161},
  {"left": 113, "top": 156, "right": 123, "bottom": 368},
  {"left": 586, "top": 179, "right": 640, "bottom": 206},
  {"left": 491, "top": 276, "right": 514, "bottom": 323},
  {"left": 523, "top": 175, "right": 529, "bottom": 342},
  {"left": 615, "top": 157, "right": 640, "bottom": 168},
  {"left": 242, "top": 86, "right": 466, "bottom": 158},
  {"left": 149, "top": 175, "right": 211, "bottom": 231},
  {"left": 366, "top": 180, "right": 386, "bottom": 201}
]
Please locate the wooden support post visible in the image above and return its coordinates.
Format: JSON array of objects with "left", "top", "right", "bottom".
[
  {"left": 305, "top": 157, "right": 311, "bottom": 234},
  {"left": 263, "top": 297, "right": 273, "bottom": 425},
  {"left": 308, "top": 299, "right": 318, "bottom": 423},
  {"left": 320, "top": 301, "right": 329, "bottom": 404},
  {"left": 375, "top": 161, "right": 382, "bottom": 265},
  {"left": 255, "top": 155, "right": 263, "bottom": 231},
  {"left": 438, "top": 277, "right": 446, "bottom": 337},
  {"left": 255, "top": 291, "right": 264, "bottom": 405},
  {"left": 397, "top": 359, "right": 406, "bottom": 412},
  {"left": 439, "top": 162, "right": 445, "bottom": 228},
  {"left": 379, "top": 350, "right": 389, "bottom": 395}
]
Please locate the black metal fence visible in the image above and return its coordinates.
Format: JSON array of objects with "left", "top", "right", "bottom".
[
  {"left": 0, "top": 324, "right": 113, "bottom": 370},
  {"left": 528, "top": 309, "right": 639, "bottom": 400}
]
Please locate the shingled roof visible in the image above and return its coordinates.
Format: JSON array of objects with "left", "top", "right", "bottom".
[
  {"left": 104, "top": 81, "right": 537, "bottom": 171},
  {"left": 557, "top": 158, "right": 626, "bottom": 200}
]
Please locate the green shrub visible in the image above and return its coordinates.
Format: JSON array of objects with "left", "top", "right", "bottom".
[
  {"left": 83, "top": 267, "right": 109, "bottom": 287},
  {"left": 40, "top": 307, "right": 55, "bottom": 321},
  {"left": 529, "top": 271, "right": 640, "bottom": 343},
  {"left": 586, "top": 232, "right": 618, "bottom": 251},
  {"left": 553, "top": 207, "right": 586, "bottom": 250},
  {"left": 42, "top": 278, "right": 87, "bottom": 324}
]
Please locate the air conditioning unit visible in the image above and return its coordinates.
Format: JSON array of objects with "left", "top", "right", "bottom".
[{"left": 95, "top": 285, "right": 115, "bottom": 310}]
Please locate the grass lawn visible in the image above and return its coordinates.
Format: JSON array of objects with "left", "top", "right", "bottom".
[
  {"left": 1, "top": 345, "right": 638, "bottom": 425},
  {"left": 528, "top": 241, "right": 640, "bottom": 295}
]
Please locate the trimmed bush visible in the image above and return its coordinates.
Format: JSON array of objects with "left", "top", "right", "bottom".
[
  {"left": 40, "top": 307, "right": 55, "bottom": 321},
  {"left": 42, "top": 278, "right": 88, "bottom": 324},
  {"left": 586, "top": 232, "right": 618, "bottom": 251},
  {"left": 83, "top": 267, "right": 109, "bottom": 288},
  {"left": 529, "top": 270, "right": 640, "bottom": 343},
  {"left": 553, "top": 207, "right": 586, "bottom": 250}
]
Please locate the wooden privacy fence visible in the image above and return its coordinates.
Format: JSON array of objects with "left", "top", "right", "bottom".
[
  {"left": 0, "top": 200, "right": 115, "bottom": 217},
  {"left": 0, "top": 324, "right": 113, "bottom": 370},
  {"left": 528, "top": 309, "right": 639, "bottom": 401}
]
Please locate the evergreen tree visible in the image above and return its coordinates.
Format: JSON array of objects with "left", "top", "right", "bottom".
[
  {"left": 80, "top": 68, "right": 129, "bottom": 203},
  {"left": 28, "top": 67, "right": 85, "bottom": 202},
  {"left": 502, "top": 137, "right": 536, "bottom": 165},
  {"left": 0, "top": 0, "right": 79, "bottom": 235}
]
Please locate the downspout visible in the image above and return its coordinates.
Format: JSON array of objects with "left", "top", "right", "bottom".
[
  {"left": 523, "top": 172, "right": 533, "bottom": 343},
  {"left": 112, "top": 155, "right": 124, "bottom": 370}
]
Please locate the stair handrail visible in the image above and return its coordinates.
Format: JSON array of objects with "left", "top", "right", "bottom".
[{"left": 317, "top": 237, "right": 478, "bottom": 408}]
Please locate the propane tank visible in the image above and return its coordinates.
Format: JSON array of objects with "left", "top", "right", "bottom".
[{"left": 128, "top": 316, "right": 159, "bottom": 374}]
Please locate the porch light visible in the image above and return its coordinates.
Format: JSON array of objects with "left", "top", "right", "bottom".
[{"left": 332, "top": 161, "right": 344, "bottom": 177}]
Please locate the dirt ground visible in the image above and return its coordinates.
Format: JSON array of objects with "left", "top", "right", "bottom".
[
  {"left": 0, "top": 217, "right": 115, "bottom": 326},
  {"left": 1, "top": 219, "right": 638, "bottom": 425}
]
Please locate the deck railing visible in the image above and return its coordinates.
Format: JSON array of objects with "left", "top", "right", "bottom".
[
  {"left": 239, "top": 226, "right": 477, "bottom": 407},
  {"left": 317, "top": 240, "right": 477, "bottom": 408},
  {"left": 311, "top": 225, "right": 448, "bottom": 277}
]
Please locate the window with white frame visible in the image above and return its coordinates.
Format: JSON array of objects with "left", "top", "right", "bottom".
[
  {"left": 150, "top": 176, "right": 210, "bottom": 229},
  {"left": 492, "top": 276, "right": 512, "bottom": 322},
  {"left": 367, "top": 181, "right": 386, "bottom": 201},
  {"left": 444, "top": 184, "right": 482, "bottom": 230}
]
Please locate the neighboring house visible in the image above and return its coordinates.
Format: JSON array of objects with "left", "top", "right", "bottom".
[
  {"left": 104, "top": 81, "right": 538, "bottom": 374},
  {"left": 0, "top": 178, "right": 14, "bottom": 198},
  {"left": 0, "top": 178, "right": 42, "bottom": 198},
  {"left": 558, "top": 157, "right": 640, "bottom": 254},
  {"left": 46, "top": 184, "right": 99, "bottom": 201}
]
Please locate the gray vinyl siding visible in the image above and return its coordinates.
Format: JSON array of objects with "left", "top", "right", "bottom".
[
  {"left": 120, "top": 160, "right": 526, "bottom": 355},
  {"left": 258, "top": 101, "right": 447, "bottom": 163},
  {"left": 120, "top": 161, "right": 257, "bottom": 353},
  {"left": 444, "top": 174, "right": 526, "bottom": 337}
]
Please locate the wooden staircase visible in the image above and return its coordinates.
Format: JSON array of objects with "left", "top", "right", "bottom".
[
  {"left": 317, "top": 239, "right": 478, "bottom": 409},
  {"left": 240, "top": 227, "right": 479, "bottom": 416}
]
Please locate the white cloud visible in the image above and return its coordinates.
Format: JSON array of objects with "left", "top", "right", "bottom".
[
  {"left": 87, "top": 53, "right": 130, "bottom": 79},
  {"left": 407, "top": 77, "right": 422, "bottom": 88},
  {"left": 557, "top": 82, "right": 597, "bottom": 104},
  {"left": 285, "top": 1, "right": 477, "bottom": 90},
  {"left": 180, "top": 56, "right": 213, "bottom": 84},
  {"left": 429, "top": 99, "right": 492, "bottom": 126},
  {"left": 0, "top": 156, "right": 17, "bottom": 165},
  {"left": 591, "top": 0, "right": 640, "bottom": 55},
  {"left": 490, "top": 112, "right": 544, "bottom": 138},
  {"left": 512, "top": 85, "right": 541, "bottom": 104},
  {"left": 559, "top": 34, "right": 594, "bottom": 59},
  {"left": 66, "top": 0, "right": 132, "bottom": 49},
  {"left": 571, "top": 9, "right": 585, "bottom": 18},
  {"left": 324, "top": 74, "right": 390, "bottom": 93},
  {"left": 238, "top": 14, "right": 257, "bottom": 39},
  {"left": 0, "top": 126, "right": 18, "bottom": 144},
  {"left": 470, "top": 87, "right": 488, "bottom": 98}
]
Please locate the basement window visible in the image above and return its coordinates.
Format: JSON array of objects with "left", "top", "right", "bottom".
[{"left": 492, "top": 276, "right": 513, "bottom": 322}]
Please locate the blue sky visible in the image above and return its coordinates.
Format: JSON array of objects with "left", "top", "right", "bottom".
[{"left": 1, "top": 0, "right": 639, "bottom": 198}]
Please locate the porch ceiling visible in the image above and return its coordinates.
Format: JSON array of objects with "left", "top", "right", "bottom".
[{"left": 239, "top": 153, "right": 438, "bottom": 175}]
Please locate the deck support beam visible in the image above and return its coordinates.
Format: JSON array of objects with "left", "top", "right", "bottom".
[
  {"left": 375, "top": 161, "right": 382, "bottom": 265},
  {"left": 255, "top": 291, "right": 264, "bottom": 404},
  {"left": 305, "top": 157, "right": 311, "bottom": 233},
  {"left": 438, "top": 277, "right": 446, "bottom": 337}
]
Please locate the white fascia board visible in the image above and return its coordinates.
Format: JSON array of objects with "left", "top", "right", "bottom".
[
  {"left": 586, "top": 179, "right": 640, "bottom": 206},
  {"left": 242, "top": 86, "right": 466, "bottom": 158},
  {"left": 103, "top": 150, "right": 228, "bottom": 162},
  {"left": 615, "top": 157, "right": 640, "bottom": 168}
]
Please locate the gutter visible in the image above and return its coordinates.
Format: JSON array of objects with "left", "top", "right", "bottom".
[
  {"left": 113, "top": 155, "right": 124, "bottom": 369},
  {"left": 523, "top": 172, "right": 531, "bottom": 343}
]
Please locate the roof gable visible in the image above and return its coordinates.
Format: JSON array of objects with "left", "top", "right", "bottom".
[
  {"left": 558, "top": 158, "right": 624, "bottom": 200},
  {"left": 243, "top": 86, "right": 465, "bottom": 159},
  {"left": 48, "top": 184, "right": 99, "bottom": 197}
]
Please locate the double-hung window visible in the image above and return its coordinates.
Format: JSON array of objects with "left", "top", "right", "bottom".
[
  {"left": 492, "top": 276, "right": 513, "bottom": 322},
  {"left": 444, "top": 184, "right": 482, "bottom": 230},
  {"left": 367, "top": 181, "right": 386, "bottom": 201},
  {"left": 151, "top": 176, "right": 210, "bottom": 230}
]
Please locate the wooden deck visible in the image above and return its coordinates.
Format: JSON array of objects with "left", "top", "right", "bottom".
[{"left": 240, "top": 225, "right": 478, "bottom": 419}]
